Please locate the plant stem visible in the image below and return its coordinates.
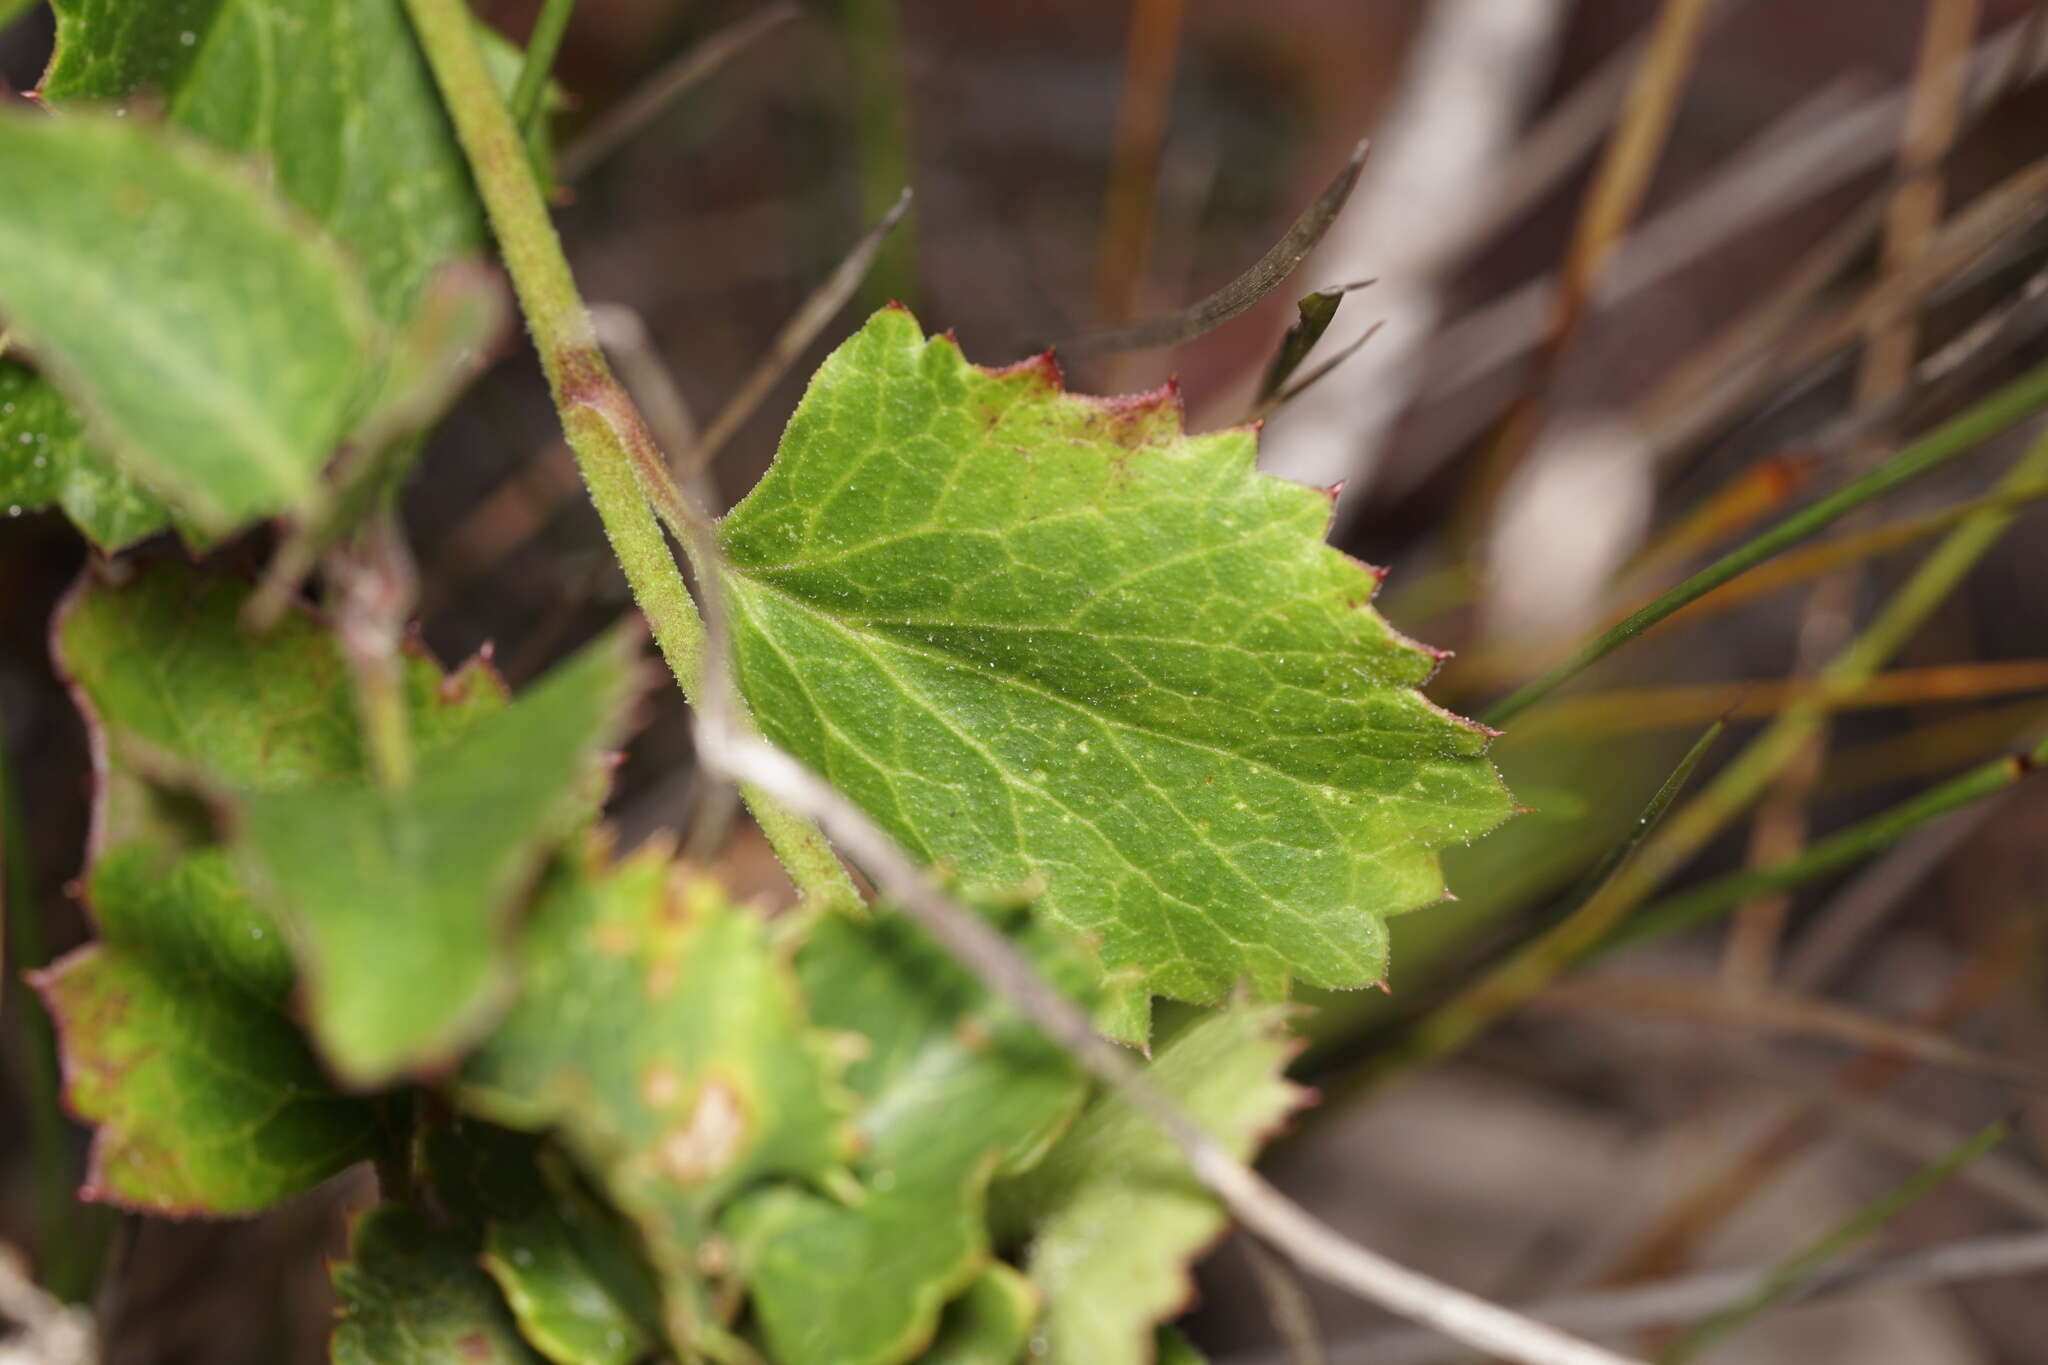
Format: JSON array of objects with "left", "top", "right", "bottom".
[
  {"left": 400, "top": 0, "right": 860, "bottom": 916},
  {"left": 510, "top": 0, "right": 576, "bottom": 131},
  {"left": 1484, "top": 354, "right": 2048, "bottom": 726}
]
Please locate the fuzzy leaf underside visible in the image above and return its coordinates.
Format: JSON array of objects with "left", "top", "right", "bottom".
[
  {"left": 459, "top": 850, "right": 858, "bottom": 1346},
  {"left": 0, "top": 111, "right": 377, "bottom": 532},
  {"left": 333, "top": 1206, "right": 546, "bottom": 1365},
  {"left": 1, "top": 0, "right": 502, "bottom": 546},
  {"left": 990, "top": 1005, "right": 1306, "bottom": 1365},
  {"left": 719, "top": 308, "right": 1512, "bottom": 1030},
  {"left": 33, "top": 846, "right": 374, "bottom": 1215},
  {"left": 722, "top": 913, "right": 1093, "bottom": 1365}
]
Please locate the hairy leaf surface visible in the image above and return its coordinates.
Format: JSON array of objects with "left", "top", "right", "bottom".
[
  {"left": 460, "top": 851, "right": 856, "bottom": 1345},
  {"left": 333, "top": 1206, "right": 545, "bottom": 1365},
  {"left": 720, "top": 308, "right": 1512, "bottom": 1031},
  {"left": 990, "top": 1005, "right": 1305, "bottom": 1365},
  {"left": 1, "top": 0, "right": 506, "bottom": 546},
  {"left": 0, "top": 111, "right": 377, "bottom": 532},
  {"left": 723, "top": 913, "right": 1092, "bottom": 1365},
  {"left": 32, "top": 847, "right": 374, "bottom": 1215}
]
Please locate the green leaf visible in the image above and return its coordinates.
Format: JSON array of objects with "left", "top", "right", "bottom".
[
  {"left": 426, "top": 1123, "right": 664, "bottom": 1365},
  {"left": 723, "top": 913, "right": 1092, "bottom": 1365},
  {"left": 718, "top": 308, "right": 1512, "bottom": 1033},
  {"left": 30, "top": 846, "right": 375, "bottom": 1215},
  {"left": 459, "top": 851, "right": 857, "bottom": 1347},
  {"left": 233, "top": 625, "right": 644, "bottom": 1085},
  {"left": 990, "top": 1006, "right": 1305, "bottom": 1365},
  {"left": 52, "top": 560, "right": 600, "bottom": 1085},
  {"left": 1155, "top": 1326, "right": 1210, "bottom": 1365},
  {"left": 0, "top": 110, "right": 378, "bottom": 532},
  {"left": 0, "top": 361, "right": 165, "bottom": 547},
  {"left": 56, "top": 562, "right": 505, "bottom": 853},
  {"left": 917, "top": 1265, "right": 1038, "bottom": 1365},
  {"left": 333, "top": 1205, "right": 546, "bottom": 1365},
  {"left": 4, "top": 0, "right": 508, "bottom": 547}
]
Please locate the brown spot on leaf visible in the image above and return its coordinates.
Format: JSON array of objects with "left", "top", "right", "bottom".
[
  {"left": 456, "top": 1332, "right": 493, "bottom": 1360},
  {"left": 660, "top": 1077, "right": 749, "bottom": 1184}
]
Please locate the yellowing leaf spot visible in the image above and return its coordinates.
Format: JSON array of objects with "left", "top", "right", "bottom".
[
  {"left": 640, "top": 1064, "right": 684, "bottom": 1110},
  {"left": 661, "top": 1077, "right": 748, "bottom": 1185}
]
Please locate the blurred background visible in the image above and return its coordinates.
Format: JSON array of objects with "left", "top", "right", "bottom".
[{"left": 7, "top": 0, "right": 2048, "bottom": 1360}]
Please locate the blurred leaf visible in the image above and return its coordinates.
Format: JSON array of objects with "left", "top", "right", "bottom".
[
  {"left": 56, "top": 562, "right": 505, "bottom": 853},
  {"left": 1257, "top": 290, "right": 1346, "bottom": 403},
  {"left": 723, "top": 913, "right": 1094, "bottom": 1365},
  {"left": 31, "top": 846, "right": 374, "bottom": 1215},
  {"left": 3, "top": 0, "right": 519, "bottom": 547},
  {"left": 917, "top": 1264, "right": 1038, "bottom": 1365},
  {"left": 427, "top": 1123, "right": 664, "bottom": 1365},
  {"left": 0, "top": 111, "right": 377, "bottom": 532},
  {"left": 1155, "top": 1326, "right": 1210, "bottom": 1364},
  {"left": 990, "top": 1006, "right": 1304, "bottom": 1365},
  {"left": 333, "top": 1205, "right": 545, "bottom": 1365},
  {"left": 233, "top": 625, "right": 643, "bottom": 1084},
  {"left": 719, "top": 308, "right": 1511, "bottom": 1039},
  {"left": 460, "top": 852, "right": 857, "bottom": 1347}
]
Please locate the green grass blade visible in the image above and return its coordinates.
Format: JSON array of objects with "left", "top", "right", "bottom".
[
  {"left": 1484, "top": 355, "right": 2048, "bottom": 727},
  {"left": 1355, "top": 720, "right": 1724, "bottom": 1089},
  {"left": 1657, "top": 1118, "right": 2011, "bottom": 1363},
  {"left": 510, "top": 0, "right": 575, "bottom": 129},
  {"left": 1605, "top": 731, "right": 2045, "bottom": 954}
]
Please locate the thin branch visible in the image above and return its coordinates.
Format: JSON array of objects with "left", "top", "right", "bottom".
[
  {"left": 691, "top": 726, "right": 1642, "bottom": 1365},
  {"left": 1052, "top": 137, "right": 1372, "bottom": 358},
  {"left": 558, "top": 3, "right": 800, "bottom": 182},
  {"left": 681, "top": 188, "right": 912, "bottom": 478},
  {"left": 1259, "top": 1230, "right": 2048, "bottom": 1365}
]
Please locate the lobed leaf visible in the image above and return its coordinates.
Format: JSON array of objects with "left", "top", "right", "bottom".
[
  {"left": 719, "top": 308, "right": 1512, "bottom": 1038},
  {"left": 2, "top": 0, "right": 511, "bottom": 547},
  {"left": 31, "top": 846, "right": 375, "bottom": 1215},
  {"left": 916, "top": 1265, "right": 1038, "bottom": 1365},
  {"left": 990, "top": 1005, "right": 1306, "bottom": 1365},
  {"left": 232, "top": 624, "right": 645, "bottom": 1085},
  {"left": 459, "top": 850, "right": 858, "bottom": 1347},
  {"left": 332, "top": 1205, "right": 546, "bottom": 1365},
  {"left": 723, "top": 912, "right": 1093, "bottom": 1365},
  {"left": 57, "top": 562, "right": 505, "bottom": 851}
]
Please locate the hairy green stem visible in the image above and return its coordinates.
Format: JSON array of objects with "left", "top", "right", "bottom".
[
  {"left": 1485, "top": 356, "right": 2048, "bottom": 726},
  {"left": 401, "top": 0, "right": 860, "bottom": 915},
  {"left": 510, "top": 0, "right": 576, "bottom": 131}
]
